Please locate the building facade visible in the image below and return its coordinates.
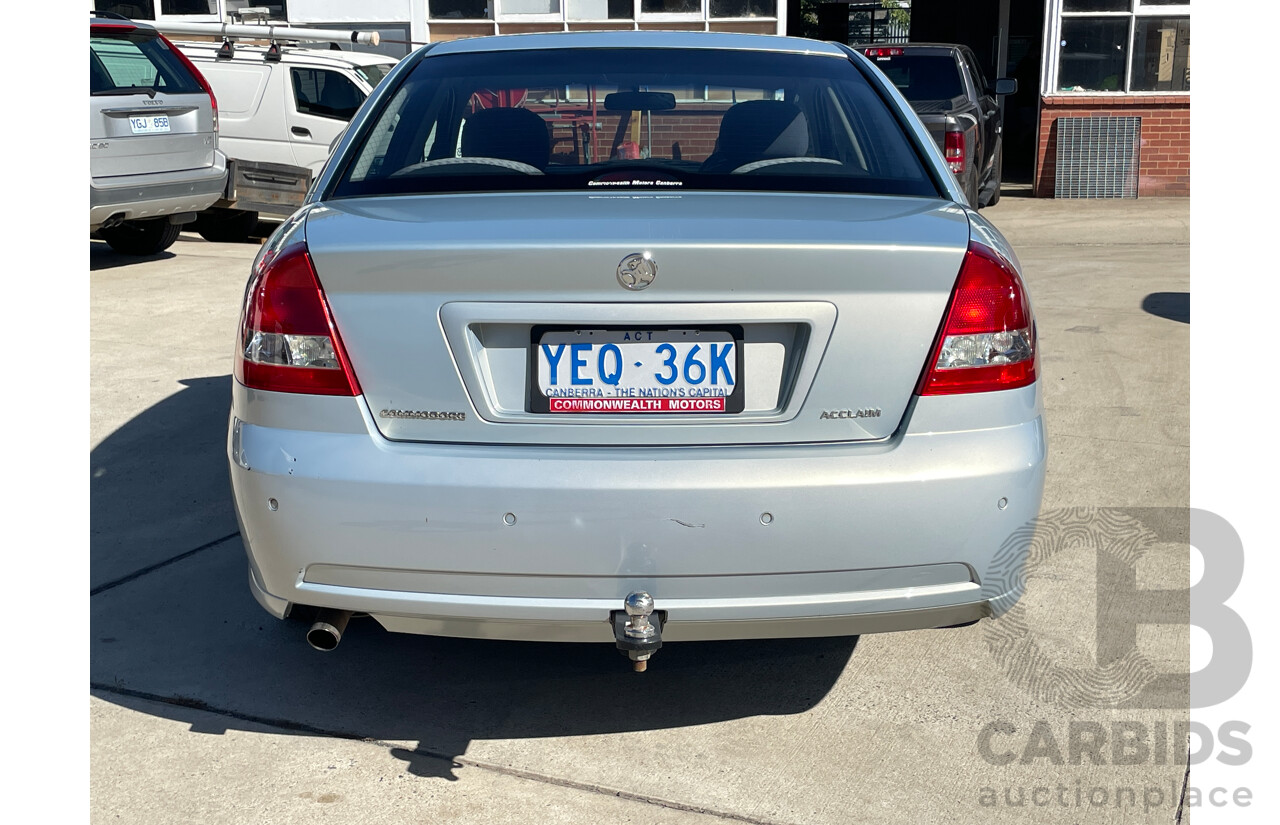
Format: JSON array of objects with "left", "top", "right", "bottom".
[
  {"left": 94, "top": 0, "right": 786, "bottom": 51},
  {"left": 95, "top": 0, "right": 1189, "bottom": 197},
  {"left": 1035, "top": 0, "right": 1189, "bottom": 196}
]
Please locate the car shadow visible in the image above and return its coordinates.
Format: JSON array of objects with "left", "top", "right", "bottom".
[
  {"left": 91, "top": 377, "right": 860, "bottom": 779},
  {"left": 90, "top": 240, "right": 176, "bottom": 270},
  {"left": 90, "top": 375, "right": 238, "bottom": 591},
  {"left": 1141, "top": 292, "right": 1189, "bottom": 324}
]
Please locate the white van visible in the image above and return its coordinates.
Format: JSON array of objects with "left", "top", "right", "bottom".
[{"left": 171, "top": 40, "right": 397, "bottom": 241}]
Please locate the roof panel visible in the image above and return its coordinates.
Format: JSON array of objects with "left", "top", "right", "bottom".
[{"left": 424, "top": 31, "right": 847, "bottom": 59}]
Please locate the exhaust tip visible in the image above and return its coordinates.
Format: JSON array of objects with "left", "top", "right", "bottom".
[
  {"left": 306, "top": 622, "right": 341, "bottom": 651},
  {"left": 305, "top": 609, "right": 351, "bottom": 651}
]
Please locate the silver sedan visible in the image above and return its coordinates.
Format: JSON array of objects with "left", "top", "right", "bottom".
[{"left": 228, "top": 31, "right": 1045, "bottom": 669}]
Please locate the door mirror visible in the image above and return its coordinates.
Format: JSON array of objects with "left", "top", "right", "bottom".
[{"left": 994, "top": 78, "right": 1018, "bottom": 96}]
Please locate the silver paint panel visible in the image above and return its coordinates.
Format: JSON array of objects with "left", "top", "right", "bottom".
[
  {"left": 229, "top": 379, "right": 1045, "bottom": 642},
  {"left": 302, "top": 192, "right": 970, "bottom": 446}
]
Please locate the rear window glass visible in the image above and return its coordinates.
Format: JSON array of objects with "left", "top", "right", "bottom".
[
  {"left": 331, "top": 48, "right": 937, "bottom": 199},
  {"left": 90, "top": 32, "right": 203, "bottom": 96},
  {"left": 870, "top": 54, "right": 965, "bottom": 103}
]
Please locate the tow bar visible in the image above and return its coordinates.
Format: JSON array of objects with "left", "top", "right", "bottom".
[{"left": 613, "top": 591, "right": 663, "bottom": 672}]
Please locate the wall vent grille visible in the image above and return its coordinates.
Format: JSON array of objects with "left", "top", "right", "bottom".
[{"left": 1055, "top": 116, "right": 1141, "bottom": 199}]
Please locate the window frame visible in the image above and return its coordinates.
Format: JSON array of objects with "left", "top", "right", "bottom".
[{"left": 1049, "top": 0, "right": 1190, "bottom": 96}]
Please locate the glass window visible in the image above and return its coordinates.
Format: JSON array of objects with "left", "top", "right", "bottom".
[
  {"left": 225, "top": 1, "right": 288, "bottom": 18},
  {"left": 500, "top": 0, "right": 561, "bottom": 13},
  {"left": 354, "top": 64, "right": 396, "bottom": 89},
  {"left": 160, "top": 0, "right": 217, "bottom": 13},
  {"left": 1063, "top": 0, "right": 1128, "bottom": 10},
  {"left": 90, "top": 32, "right": 204, "bottom": 95},
  {"left": 1131, "top": 16, "right": 1189, "bottom": 91},
  {"left": 871, "top": 54, "right": 965, "bottom": 102},
  {"left": 292, "top": 69, "right": 366, "bottom": 120},
  {"left": 709, "top": 0, "right": 776, "bottom": 17},
  {"left": 1056, "top": 3, "right": 1190, "bottom": 94},
  {"left": 960, "top": 50, "right": 988, "bottom": 94},
  {"left": 334, "top": 48, "right": 938, "bottom": 199},
  {"left": 93, "top": 1, "right": 156, "bottom": 19},
  {"left": 567, "top": 0, "right": 632, "bottom": 18},
  {"left": 640, "top": 0, "right": 701, "bottom": 13},
  {"left": 430, "top": 0, "right": 490, "bottom": 19},
  {"left": 1058, "top": 17, "right": 1129, "bottom": 92}
]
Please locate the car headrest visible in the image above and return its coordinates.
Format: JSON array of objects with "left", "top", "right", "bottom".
[
  {"left": 460, "top": 108, "right": 551, "bottom": 171},
  {"left": 714, "top": 100, "right": 809, "bottom": 160}
]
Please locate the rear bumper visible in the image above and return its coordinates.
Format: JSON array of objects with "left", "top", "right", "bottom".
[
  {"left": 230, "top": 381, "right": 1046, "bottom": 643},
  {"left": 89, "top": 151, "right": 227, "bottom": 228}
]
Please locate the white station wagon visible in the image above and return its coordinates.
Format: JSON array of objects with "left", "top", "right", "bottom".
[{"left": 228, "top": 31, "right": 1046, "bottom": 670}]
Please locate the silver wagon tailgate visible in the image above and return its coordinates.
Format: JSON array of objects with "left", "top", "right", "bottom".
[
  {"left": 303, "top": 191, "right": 970, "bottom": 446},
  {"left": 90, "top": 28, "right": 216, "bottom": 179}
]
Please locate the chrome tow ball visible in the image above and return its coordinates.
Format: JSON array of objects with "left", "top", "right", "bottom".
[{"left": 613, "top": 591, "right": 663, "bottom": 672}]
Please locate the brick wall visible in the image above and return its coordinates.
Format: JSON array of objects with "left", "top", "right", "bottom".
[
  {"left": 528, "top": 105, "right": 729, "bottom": 165},
  {"left": 1034, "top": 96, "right": 1190, "bottom": 197}
]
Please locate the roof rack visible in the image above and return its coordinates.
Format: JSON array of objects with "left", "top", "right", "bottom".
[{"left": 138, "top": 19, "right": 380, "bottom": 58}]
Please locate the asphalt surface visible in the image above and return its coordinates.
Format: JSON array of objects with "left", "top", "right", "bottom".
[{"left": 90, "top": 194, "right": 1191, "bottom": 823}]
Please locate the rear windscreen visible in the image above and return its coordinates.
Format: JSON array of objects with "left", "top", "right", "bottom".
[
  {"left": 331, "top": 48, "right": 938, "bottom": 199},
  {"left": 90, "top": 32, "right": 203, "bottom": 96},
  {"left": 869, "top": 54, "right": 965, "bottom": 103}
]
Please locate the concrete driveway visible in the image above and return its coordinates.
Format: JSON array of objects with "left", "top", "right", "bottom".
[{"left": 90, "top": 194, "right": 1191, "bottom": 823}]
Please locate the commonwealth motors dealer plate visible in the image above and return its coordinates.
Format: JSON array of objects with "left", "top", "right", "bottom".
[{"left": 531, "top": 327, "right": 745, "bottom": 414}]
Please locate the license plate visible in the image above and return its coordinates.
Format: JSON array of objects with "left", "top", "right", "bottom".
[
  {"left": 531, "top": 327, "right": 744, "bottom": 414},
  {"left": 129, "top": 115, "right": 170, "bottom": 135}
]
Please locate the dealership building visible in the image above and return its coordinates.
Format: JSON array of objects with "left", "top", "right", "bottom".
[{"left": 95, "top": 0, "right": 1189, "bottom": 197}]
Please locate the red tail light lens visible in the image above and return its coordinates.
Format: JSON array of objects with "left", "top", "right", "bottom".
[
  {"left": 235, "top": 243, "right": 361, "bottom": 396},
  {"left": 944, "top": 129, "right": 966, "bottom": 174},
  {"left": 864, "top": 47, "right": 905, "bottom": 57},
  {"left": 159, "top": 34, "right": 218, "bottom": 131},
  {"left": 919, "top": 242, "right": 1037, "bottom": 396}
]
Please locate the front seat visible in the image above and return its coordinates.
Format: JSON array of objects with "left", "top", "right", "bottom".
[
  {"left": 460, "top": 107, "right": 551, "bottom": 171},
  {"left": 700, "top": 100, "right": 810, "bottom": 174}
]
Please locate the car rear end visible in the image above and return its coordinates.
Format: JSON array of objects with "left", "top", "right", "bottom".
[
  {"left": 858, "top": 44, "right": 980, "bottom": 205},
  {"left": 228, "top": 34, "right": 1045, "bottom": 655},
  {"left": 90, "top": 16, "right": 227, "bottom": 247}
]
